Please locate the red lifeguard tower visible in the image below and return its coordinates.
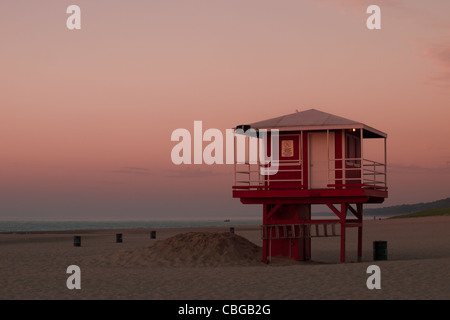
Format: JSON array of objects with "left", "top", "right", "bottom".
[{"left": 232, "top": 109, "right": 387, "bottom": 263}]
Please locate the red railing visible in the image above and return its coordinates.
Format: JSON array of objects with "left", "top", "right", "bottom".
[{"left": 233, "top": 158, "right": 387, "bottom": 191}]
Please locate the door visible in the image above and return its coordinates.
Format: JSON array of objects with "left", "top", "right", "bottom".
[
  {"left": 309, "top": 132, "right": 334, "bottom": 189},
  {"left": 268, "top": 134, "right": 301, "bottom": 187}
]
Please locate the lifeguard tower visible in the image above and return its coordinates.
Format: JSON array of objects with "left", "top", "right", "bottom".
[{"left": 232, "top": 109, "right": 387, "bottom": 263}]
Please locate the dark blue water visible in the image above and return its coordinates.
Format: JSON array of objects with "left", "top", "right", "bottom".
[{"left": 0, "top": 217, "right": 262, "bottom": 233}]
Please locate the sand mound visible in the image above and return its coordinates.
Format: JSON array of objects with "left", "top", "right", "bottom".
[{"left": 94, "top": 232, "right": 262, "bottom": 267}]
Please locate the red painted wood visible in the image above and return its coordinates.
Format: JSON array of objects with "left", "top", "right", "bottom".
[
  {"left": 302, "top": 131, "right": 309, "bottom": 189},
  {"left": 269, "top": 135, "right": 301, "bottom": 188},
  {"left": 233, "top": 127, "right": 386, "bottom": 263},
  {"left": 335, "top": 130, "right": 343, "bottom": 189}
]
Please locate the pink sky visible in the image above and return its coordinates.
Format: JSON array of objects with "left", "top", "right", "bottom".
[{"left": 1, "top": 1, "right": 449, "bottom": 219}]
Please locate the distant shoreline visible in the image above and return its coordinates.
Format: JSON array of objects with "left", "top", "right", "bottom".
[
  {"left": 0, "top": 218, "right": 263, "bottom": 234},
  {"left": 388, "top": 207, "right": 450, "bottom": 219},
  {"left": 0, "top": 215, "right": 388, "bottom": 233},
  {"left": 2, "top": 208, "right": 448, "bottom": 233}
]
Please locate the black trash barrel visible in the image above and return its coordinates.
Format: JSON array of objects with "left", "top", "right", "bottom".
[
  {"left": 73, "top": 236, "right": 81, "bottom": 247},
  {"left": 150, "top": 230, "right": 156, "bottom": 239},
  {"left": 230, "top": 227, "right": 235, "bottom": 234},
  {"left": 373, "top": 241, "right": 388, "bottom": 260},
  {"left": 116, "top": 233, "right": 123, "bottom": 243}
]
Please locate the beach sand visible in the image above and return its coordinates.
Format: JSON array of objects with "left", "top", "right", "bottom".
[{"left": 0, "top": 216, "right": 449, "bottom": 300}]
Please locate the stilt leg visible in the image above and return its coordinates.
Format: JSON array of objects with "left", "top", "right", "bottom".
[
  {"left": 357, "top": 203, "right": 363, "bottom": 262},
  {"left": 357, "top": 225, "right": 362, "bottom": 262},
  {"left": 340, "top": 203, "right": 348, "bottom": 263},
  {"left": 340, "top": 222, "right": 346, "bottom": 263},
  {"left": 262, "top": 204, "right": 268, "bottom": 263}
]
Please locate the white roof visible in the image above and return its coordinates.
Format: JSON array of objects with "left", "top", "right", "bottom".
[{"left": 238, "top": 109, "right": 386, "bottom": 138}]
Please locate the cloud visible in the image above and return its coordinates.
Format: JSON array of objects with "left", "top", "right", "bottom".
[
  {"left": 107, "top": 167, "right": 152, "bottom": 176},
  {"left": 162, "top": 167, "right": 229, "bottom": 179},
  {"left": 422, "top": 73, "right": 450, "bottom": 88},
  {"left": 122, "top": 166, "right": 149, "bottom": 171},
  {"left": 106, "top": 166, "right": 231, "bottom": 179},
  {"left": 100, "top": 180, "right": 126, "bottom": 185},
  {"left": 422, "top": 43, "right": 450, "bottom": 87},
  {"left": 424, "top": 44, "right": 450, "bottom": 69}
]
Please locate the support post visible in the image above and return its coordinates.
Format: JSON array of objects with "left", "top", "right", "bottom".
[
  {"left": 357, "top": 203, "right": 363, "bottom": 262},
  {"left": 262, "top": 204, "right": 269, "bottom": 263},
  {"left": 299, "top": 204, "right": 311, "bottom": 261},
  {"left": 340, "top": 203, "right": 348, "bottom": 263}
]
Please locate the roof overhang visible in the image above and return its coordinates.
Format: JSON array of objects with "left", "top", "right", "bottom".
[{"left": 235, "top": 124, "right": 387, "bottom": 139}]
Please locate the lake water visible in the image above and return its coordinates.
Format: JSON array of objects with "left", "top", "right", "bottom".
[
  {"left": 0, "top": 217, "right": 263, "bottom": 233},
  {"left": 0, "top": 213, "right": 383, "bottom": 233}
]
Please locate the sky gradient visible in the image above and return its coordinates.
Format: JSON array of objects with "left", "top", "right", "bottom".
[{"left": 1, "top": 0, "right": 449, "bottom": 219}]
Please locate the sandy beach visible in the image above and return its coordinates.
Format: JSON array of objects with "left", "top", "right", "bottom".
[{"left": 0, "top": 216, "right": 449, "bottom": 300}]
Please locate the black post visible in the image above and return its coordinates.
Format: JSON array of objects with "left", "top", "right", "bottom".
[
  {"left": 73, "top": 236, "right": 81, "bottom": 247},
  {"left": 373, "top": 241, "right": 388, "bottom": 260}
]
